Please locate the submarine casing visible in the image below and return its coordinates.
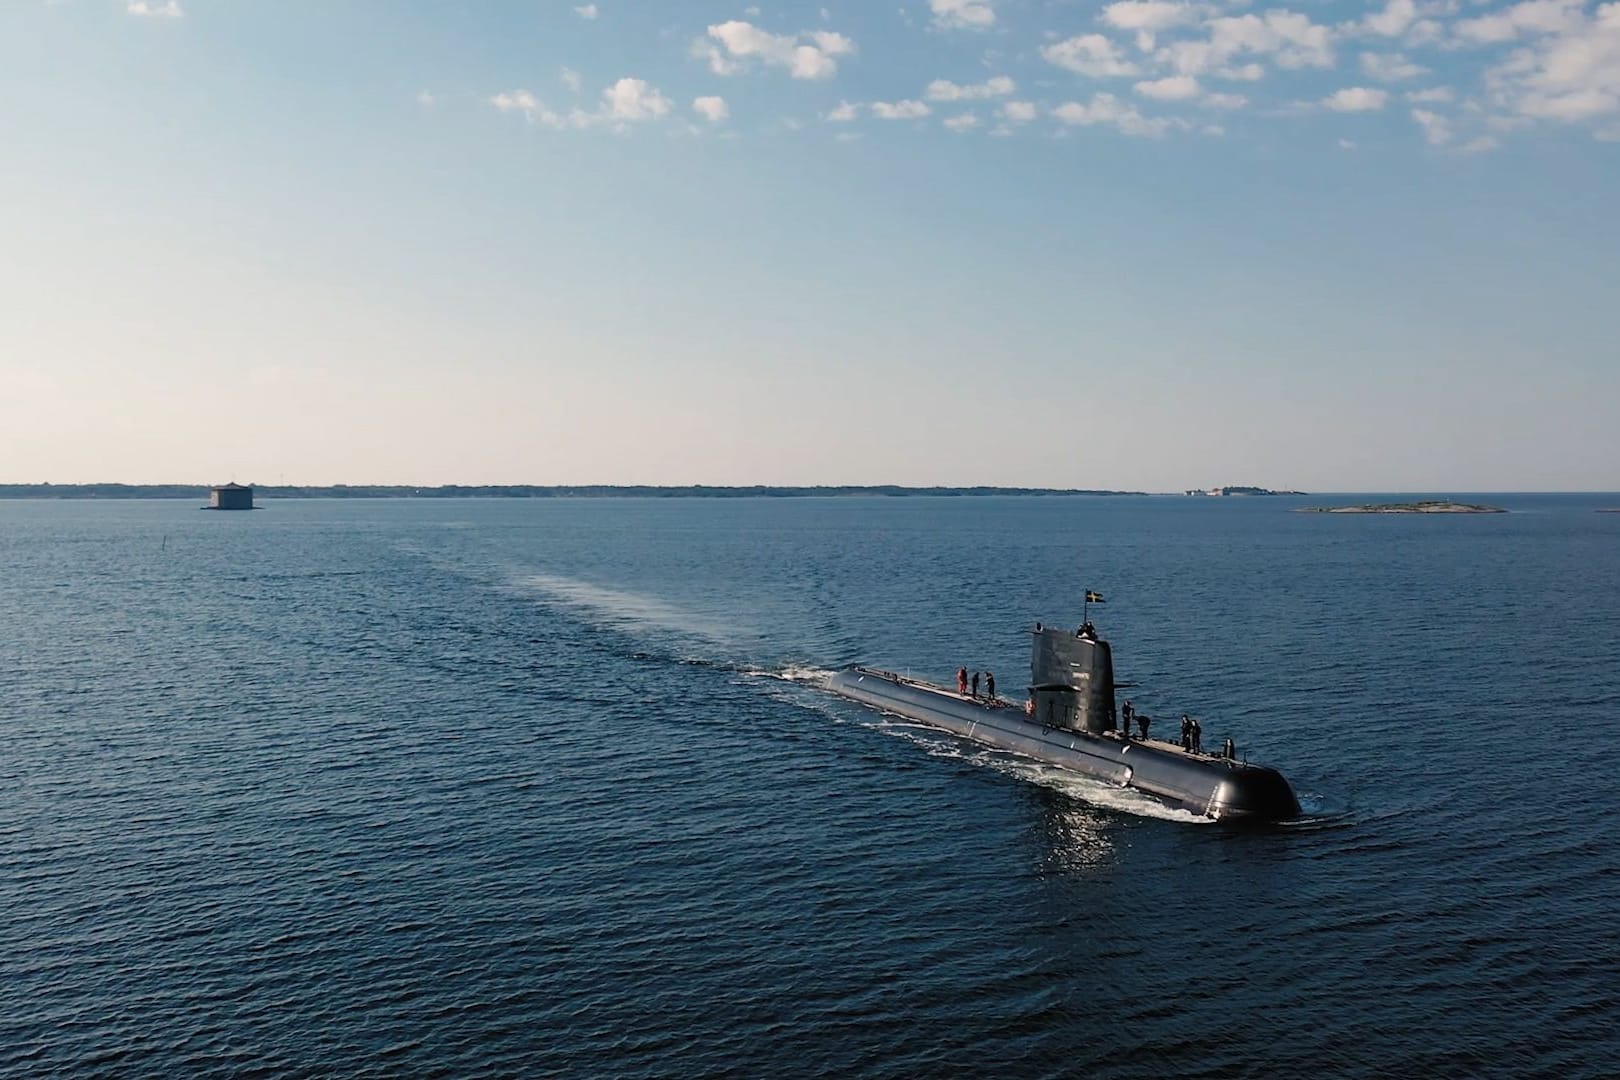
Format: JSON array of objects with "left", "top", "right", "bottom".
[{"left": 825, "top": 646, "right": 1300, "bottom": 821}]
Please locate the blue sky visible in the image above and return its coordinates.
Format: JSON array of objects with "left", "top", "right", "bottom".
[{"left": 2, "top": 0, "right": 1616, "bottom": 490}]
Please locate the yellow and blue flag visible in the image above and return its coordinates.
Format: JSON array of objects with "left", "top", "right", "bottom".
[{"left": 1085, "top": 590, "right": 1106, "bottom": 604}]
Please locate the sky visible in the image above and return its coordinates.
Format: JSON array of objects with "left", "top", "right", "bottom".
[{"left": 2, "top": 0, "right": 1617, "bottom": 491}]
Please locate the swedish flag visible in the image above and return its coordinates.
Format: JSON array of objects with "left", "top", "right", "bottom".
[{"left": 1085, "top": 590, "right": 1106, "bottom": 604}]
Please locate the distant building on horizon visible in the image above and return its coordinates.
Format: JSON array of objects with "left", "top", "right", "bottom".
[{"left": 208, "top": 483, "right": 254, "bottom": 510}]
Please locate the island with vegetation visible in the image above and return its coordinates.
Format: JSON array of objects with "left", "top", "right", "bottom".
[
  {"left": 1184, "top": 486, "right": 1306, "bottom": 496},
  {"left": 0, "top": 483, "right": 1146, "bottom": 500},
  {"left": 1296, "top": 500, "right": 1507, "bottom": 514}
]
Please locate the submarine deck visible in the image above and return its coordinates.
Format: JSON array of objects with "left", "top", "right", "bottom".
[{"left": 850, "top": 665, "right": 1231, "bottom": 763}]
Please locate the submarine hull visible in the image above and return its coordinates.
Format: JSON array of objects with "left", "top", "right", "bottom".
[{"left": 825, "top": 667, "right": 1300, "bottom": 822}]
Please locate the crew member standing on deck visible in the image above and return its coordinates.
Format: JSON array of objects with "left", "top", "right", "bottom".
[
  {"left": 1121, "top": 700, "right": 1134, "bottom": 739},
  {"left": 971, "top": 671, "right": 980, "bottom": 697},
  {"left": 1191, "top": 716, "right": 1202, "bottom": 754},
  {"left": 985, "top": 672, "right": 995, "bottom": 700},
  {"left": 1181, "top": 714, "right": 1193, "bottom": 750},
  {"left": 1138, "top": 713, "right": 1151, "bottom": 741},
  {"left": 957, "top": 666, "right": 968, "bottom": 695}
]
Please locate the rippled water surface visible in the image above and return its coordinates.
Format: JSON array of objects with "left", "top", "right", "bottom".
[{"left": 3, "top": 495, "right": 1617, "bottom": 1078}]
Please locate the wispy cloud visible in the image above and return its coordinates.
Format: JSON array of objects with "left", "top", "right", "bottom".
[
  {"left": 1321, "top": 87, "right": 1390, "bottom": 112},
  {"left": 1360, "top": 52, "right": 1430, "bottom": 83},
  {"left": 491, "top": 77, "right": 672, "bottom": 131},
  {"left": 693, "top": 96, "right": 729, "bottom": 123},
  {"left": 930, "top": 0, "right": 996, "bottom": 31},
  {"left": 925, "top": 76, "right": 1015, "bottom": 101},
  {"left": 574, "top": 4, "right": 598, "bottom": 20},
  {"left": 1135, "top": 75, "right": 1202, "bottom": 101},
  {"left": 1053, "top": 94, "right": 1181, "bottom": 137},
  {"left": 1000, "top": 101, "right": 1037, "bottom": 124},
  {"left": 1043, "top": 35, "right": 1141, "bottom": 78},
  {"left": 870, "top": 100, "right": 932, "bottom": 119},
  {"left": 127, "top": 0, "right": 182, "bottom": 17}
]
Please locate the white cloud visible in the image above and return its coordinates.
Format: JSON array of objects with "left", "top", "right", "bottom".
[
  {"left": 561, "top": 67, "right": 582, "bottom": 93},
  {"left": 1052, "top": 93, "right": 1180, "bottom": 136},
  {"left": 1412, "top": 108, "right": 1452, "bottom": 144},
  {"left": 871, "top": 99, "right": 932, "bottom": 119},
  {"left": 602, "top": 77, "right": 671, "bottom": 122},
  {"left": 930, "top": 0, "right": 997, "bottom": 30},
  {"left": 944, "top": 112, "right": 981, "bottom": 131},
  {"left": 1460, "top": 135, "right": 1501, "bottom": 153},
  {"left": 1135, "top": 74, "right": 1202, "bottom": 99},
  {"left": 926, "top": 75, "right": 1016, "bottom": 101},
  {"left": 1000, "top": 100, "right": 1038, "bottom": 123},
  {"left": 1478, "top": 2, "right": 1620, "bottom": 124},
  {"left": 416, "top": 90, "right": 436, "bottom": 108},
  {"left": 1407, "top": 86, "right": 1455, "bottom": 102},
  {"left": 491, "top": 78, "right": 672, "bottom": 130},
  {"left": 127, "top": 0, "right": 182, "bottom": 17},
  {"left": 1159, "top": 10, "right": 1335, "bottom": 77},
  {"left": 491, "top": 90, "right": 559, "bottom": 125},
  {"left": 1454, "top": 0, "right": 1585, "bottom": 45},
  {"left": 1202, "top": 91, "right": 1249, "bottom": 108},
  {"left": 1322, "top": 86, "right": 1390, "bottom": 111},
  {"left": 703, "top": 20, "right": 856, "bottom": 80},
  {"left": 574, "top": 3, "right": 598, "bottom": 18},
  {"left": 1339, "top": 137, "right": 1357, "bottom": 148},
  {"left": 1043, "top": 34, "right": 1142, "bottom": 78},
  {"left": 1364, "top": 0, "right": 1417, "bottom": 38},
  {"left": 827, "top": 101, "right": 860, "bottom": 121},
  {"left": 1221, "top": 63, "right": 1267, "bottom": 81},
  {"left": 1360, "top": 52, "right": 1429, "bottom": 82},
  {"left": 1101, "top": 0, "right": 1204, "bottom": 48},
  {"left": 693, "top": 96, "right": 730, "bottom": 123},
  {"left": 1102, "top": 1, "right": 1204, "bottom": 32}
]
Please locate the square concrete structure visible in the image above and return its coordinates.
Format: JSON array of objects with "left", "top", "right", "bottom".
[{"left": 209, "top": 483, "right": 254, "bottom": 510}]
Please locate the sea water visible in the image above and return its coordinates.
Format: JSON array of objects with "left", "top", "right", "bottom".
[{"left": 2, "top": 494, "right": 1617, "bottom": 1077}]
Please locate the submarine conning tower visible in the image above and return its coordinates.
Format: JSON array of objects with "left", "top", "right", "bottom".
[{"left": 1030, "top": 622, "right": 1116, "bottom": 735}]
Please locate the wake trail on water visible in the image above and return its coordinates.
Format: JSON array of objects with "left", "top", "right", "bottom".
[
  {"left": 499, "top": 570, "right": 1234, "bottom": 824},
  {"left": 519, "top": 573, "right": 746, "bottom": 644}
]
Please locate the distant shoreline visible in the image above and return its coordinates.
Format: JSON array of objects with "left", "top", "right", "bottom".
[{"left": 0, "top": 483, "right": 1147, "bottom": 500}]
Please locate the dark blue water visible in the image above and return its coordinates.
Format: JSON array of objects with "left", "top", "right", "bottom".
[{"left": 3, "top": 495, "right": 1617, "bottom": 1078}]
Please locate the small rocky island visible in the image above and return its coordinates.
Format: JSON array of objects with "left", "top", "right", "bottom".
[{"left": 1297, "top": 500, "right": 1507, "bottom": 514}]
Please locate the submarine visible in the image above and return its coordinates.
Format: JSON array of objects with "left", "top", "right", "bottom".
[{"left": 825, "top": 618, "right": 1301, "bottom": 822}]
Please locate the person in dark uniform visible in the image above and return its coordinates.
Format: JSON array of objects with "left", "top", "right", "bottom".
[
  {"left": 1191, "top": 716, "right": 1202, "bottom": 754},
  {"left": 1180, "top": 714, "right": 1193, "bottom": 750},
  {"left": 970, "top": 671, "right": 980, "bottom": 697},
  {"left": 1137, "top": 713, "right": 1151, "bottom": 741},
  {"left": 1121, "top": 700, "right": 1134, "bottom": 739},
  {"left": 985, "top": 671, "right": 996, "bottom": 700}
]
